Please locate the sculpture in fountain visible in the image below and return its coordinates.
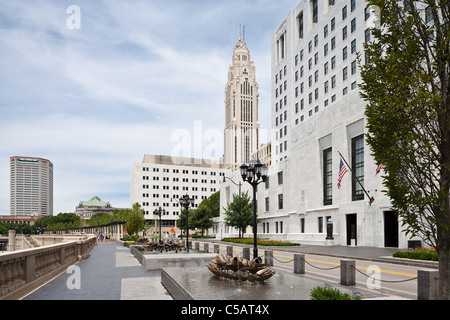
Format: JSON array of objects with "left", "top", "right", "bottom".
[{"left": 208, "top": 252, "right": 275, "bottom": 283}]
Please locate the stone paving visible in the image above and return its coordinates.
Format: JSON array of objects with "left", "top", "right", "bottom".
[
  {"left": 22, "top": 240, "right": 423, "bottom": 301},
  {"left": 23, "top": 242, "right": 172, "bottom": 300}
]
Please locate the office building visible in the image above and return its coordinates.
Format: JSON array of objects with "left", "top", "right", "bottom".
[
  {"left": 10, "top": 156, "right": 53, "bottom": 217},
  {"left": 217, "top": 1, "right": 420, "bottom": 249},
  {"left": 131, "top": 154, "right": 229, "bottom": 236}
]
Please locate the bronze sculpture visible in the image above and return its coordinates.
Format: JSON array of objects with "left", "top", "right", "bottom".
[{"left": 208, "top": 252, "right": 275, "bottom": 282}]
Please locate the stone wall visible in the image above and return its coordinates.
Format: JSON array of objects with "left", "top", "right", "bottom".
[{"left": 0, "top": 235, "right": 96, "bottom": 300}]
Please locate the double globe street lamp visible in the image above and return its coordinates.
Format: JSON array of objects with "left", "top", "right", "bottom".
[
  {"left": 179, "top": 194, "right": 195, "bottom": 252},
  {"left": 153, "top": 207, "right": 165, "bottom": 244},
  {"left": 240, "top": 159, "right": 268, "bottom": 259}
]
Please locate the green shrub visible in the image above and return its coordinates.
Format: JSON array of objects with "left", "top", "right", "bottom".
[
  {"left": 393, "top": 249, "right": 438, "bottom": 261},
  {"left": 310, "top": 286, "right": 360, "bottom": 300},
  {"left": 120, "top": 234, "right": 139, "bottom": 242},
  {"left": 221, "top": 238, "right": 300, "bottom": 246}
]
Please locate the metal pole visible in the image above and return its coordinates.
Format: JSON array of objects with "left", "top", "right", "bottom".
[
  {"left": 159, "top": 213, "right": 162, "bottom": 243},
  {"left": 186, "top": 205, "right": 189, "bottom": 252},
  {"left": 238, "top": 182, "right": 242, "bottom": 238},
  {"left": 337, "top": 151, "right": 374, "bottom": 204},
  {"left": 253, "top": 183, "right": 258, "bottom": 258}
]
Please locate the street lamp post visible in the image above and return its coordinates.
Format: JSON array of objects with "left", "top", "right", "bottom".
[
  {"left": 153, "top": 207, "right": 165, "bottom": 244},
  {"left": 223, "top": 176, "right": 242, "bottom": 238},
  {"left": 240, "top": 159, "right": 268, "bottom": 259},
  {"left": 179, "top": 194, "right": 195, "bottom": 252}
]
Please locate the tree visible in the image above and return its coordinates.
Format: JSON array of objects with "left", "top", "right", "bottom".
[
  {"left": 176, "top": 208, "right": 195, "bottom": 238},
  {"left": 190, "top": 206, "right": 214, "bottom": 236},
  {"left": 87, "top": 212, "right": 112, "bottom": 226},
  {"left": 223, "top": 191, "right": 256, "bottom": 238},
  {"left": 359, "top": 0, "right": 450, "bottom": 299},
  {"left": 125, "top": 203, "right": 145, "bottom": 236},
  {"left": 198, "top": 191, "right": 220, "bottom": 217}
]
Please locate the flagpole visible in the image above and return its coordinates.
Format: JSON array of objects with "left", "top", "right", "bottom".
[{"left": 337, "top": 151, "right": 374, "bottom": 204}]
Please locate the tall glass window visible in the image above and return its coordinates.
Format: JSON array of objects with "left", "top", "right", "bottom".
[
  {"left": 323, "top": 148, "right": 333, "bottom": 205},
  {"left": 352, "top": 135, "right": 365, "bottom": 201}
]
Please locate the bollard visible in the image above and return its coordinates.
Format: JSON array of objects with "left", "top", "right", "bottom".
[
  {"left": 340, "top": 259, "right": 355, "bottom": 286},
  {"left": 294, "top": 254, "right": 305, "bottom": 274},
  {"left": 417, "top": 270, "right": 439, "bottom": 300},
  {"left": 203, "top": 243, "right": 209, "bottom": 253},
  {"left": 227, "top": 245, "right": 233, "bottom": 257},
  {"left": 214, "top": 244, "right": 219, "bottom": 253},
  {"left": 195, "top": 242, "right": 199, "bottom": 251},
  {"left": 264, "top": 250, "right": 274, "bottom": 267},
  {"left": 243, "top": 247, "right": 250, "bottom": 260}
]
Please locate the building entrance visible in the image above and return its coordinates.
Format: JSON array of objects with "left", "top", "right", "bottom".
[
  {"left": 346, "top": 214, "right": 357, "bottom": 246},
  {"left": 384, "top": 211, "right": 399, "bottom": 247}
]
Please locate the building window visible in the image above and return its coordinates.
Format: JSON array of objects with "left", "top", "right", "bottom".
[
  {"left": 351, "top": 60, "right": 357, "bottom": 74},
  {"left": 301, "top": 218, "right": 305, "bottom": 233},
  {"left": 312, "top": 0, "right": 318, "bottom": 23},
  {"left": 365, "top": 6, "right": 371, "bottom": 21},
  {"left": 365, "top": 28, "right": 371, "bottom": 42},
  {"left": 277, "top": 33, "right": 286, "bottom": 61},
  {"left": 265, "top": 197, "right": 270, "bottom": 212},
  {"left": 351, "top": 18, "right": 356, "bottom": 33},
  {"left": 298, "top": 11, "right": 304, "bottom": 38},
  {"left": 318, "top": 217, "right": 324, "bottom": 233},
  {"left": 351, "top": 39, "right": 357, "bottom": 53},
  {"left": 352, "top": 134, "right": 365, "bottom": 201},
  {"left": 278, "top": 171, "right": 283, "bottom": 185},
  {"left": 323, "top": 148, "right": 332, "bottom": 205},
  {"left": 278, "top": 194, "right": 284, "bottom": 209},
  {"left": 342, "top": 5, "right": 347, "bottom": 20}
]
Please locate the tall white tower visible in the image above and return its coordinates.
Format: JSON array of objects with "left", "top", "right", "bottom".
[{"left": 224, "top": 26, "right": 260, "bottom": 171}]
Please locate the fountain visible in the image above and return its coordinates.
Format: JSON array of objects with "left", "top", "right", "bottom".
[{"left": 207, "top": 252, "right": 275, "bottom": 282}]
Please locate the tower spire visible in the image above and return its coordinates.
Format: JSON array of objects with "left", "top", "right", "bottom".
[{"left": 239, "top": 24, "right": 241, "bottom": 41}]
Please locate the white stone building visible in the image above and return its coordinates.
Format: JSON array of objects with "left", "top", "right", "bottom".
[
  {"left": 131, "top": 154, "right": 229, "bottom": 236},
  {"left": 217, "top": 0, "right": 421, "bottom": 249}
]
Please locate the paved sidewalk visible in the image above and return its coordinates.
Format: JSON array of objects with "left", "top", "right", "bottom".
[
  {"left": 21, "top": 240, "right": 425, "bottom": 301},
  {"left": 22, "top": 242, "right": 172, "bottom": 300}
]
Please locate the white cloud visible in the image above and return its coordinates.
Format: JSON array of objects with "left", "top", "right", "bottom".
[{"left": 0, "top": 0, "right": 295, "bottom": 215}]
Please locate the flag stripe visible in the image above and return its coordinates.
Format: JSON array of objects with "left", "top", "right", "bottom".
[{"left": 337, "top": 158, "right": 348, "bottom": 189}]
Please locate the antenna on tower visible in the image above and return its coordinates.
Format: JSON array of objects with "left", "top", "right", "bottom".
[
  {"left": 243, "top": 25, "right": 245, "bottom": 42},
  {"left": 239, "top": 24, "right": 241, "bottom": 41}
]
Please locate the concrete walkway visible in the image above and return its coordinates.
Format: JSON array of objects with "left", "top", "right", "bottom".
[
  {"left": 22, "top": 242, "right": 172, "bottom": 300},
  {"left": 22, "top": 240, "right": 426, "bottom": 301}
]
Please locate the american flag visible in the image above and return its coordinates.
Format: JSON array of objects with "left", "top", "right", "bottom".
[
  {"left": 337, "top": 158, "right": 348, "bottom": 189},
  {"left": 375, "top": 163, "right": 383, "bottom": 176}
]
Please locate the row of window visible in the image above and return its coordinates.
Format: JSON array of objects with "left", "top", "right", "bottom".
[
  {"left": 260, "top": 216, "right": 331, "bottom": 234},
  {"left": 142, "top": 167, "right": 222, "bottom": 176},
  {"left": 142, "top": 186, "right": 217, "bottom": 196}
]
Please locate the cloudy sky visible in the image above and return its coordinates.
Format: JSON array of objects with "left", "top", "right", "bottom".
[{"left": 0, "top": 0, "right": 297, "bottom": 215}]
